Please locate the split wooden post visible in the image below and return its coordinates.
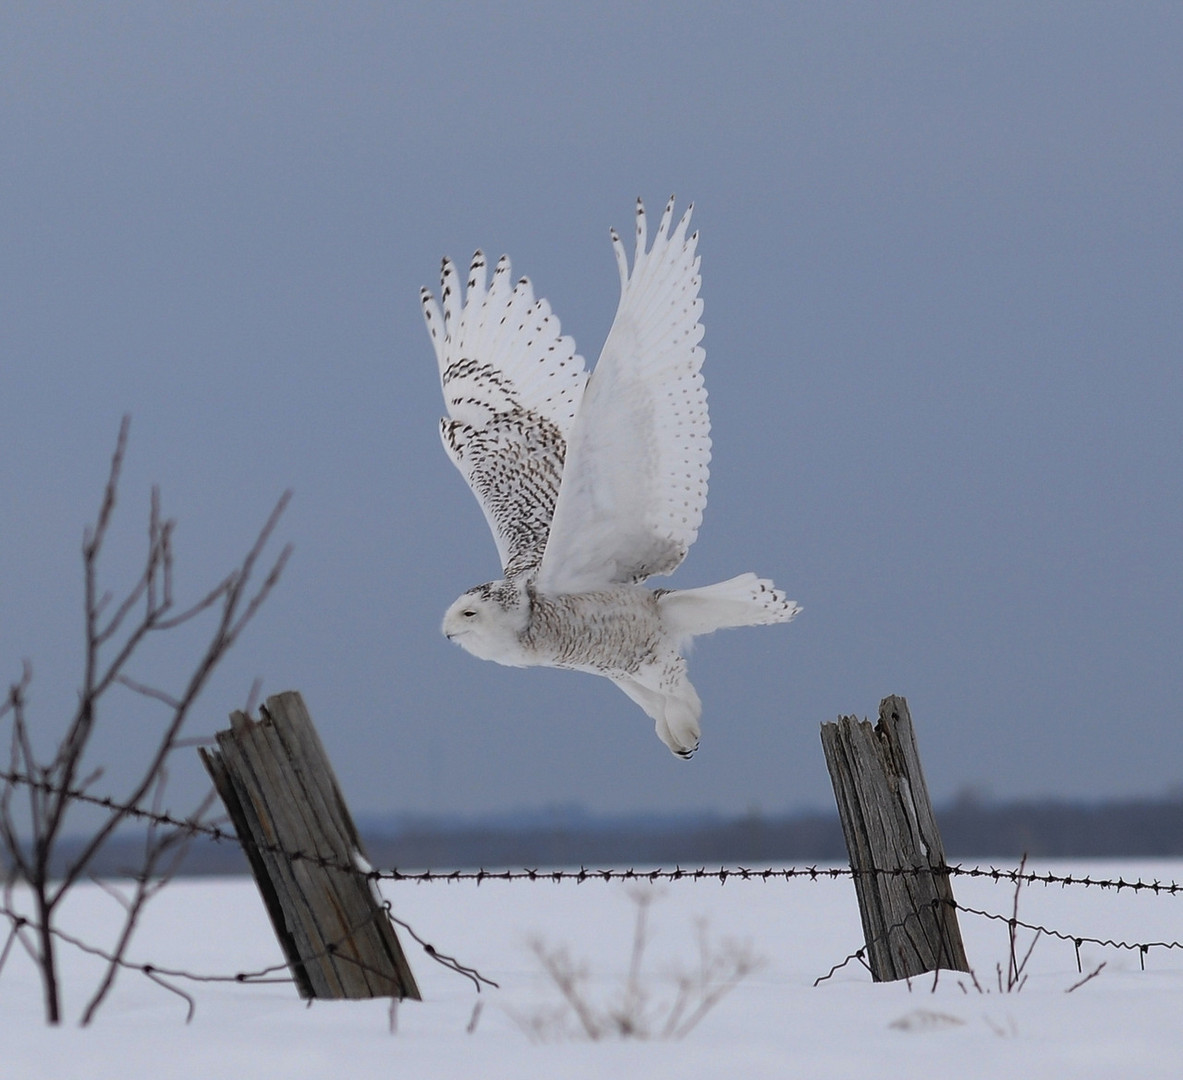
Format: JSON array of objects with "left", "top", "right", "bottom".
[
  {"left": 820, "top": 695, "right": 970, "bottom": 982},
  {"left": 199, "top": 690, "right": 420, "bottom": 1001}
]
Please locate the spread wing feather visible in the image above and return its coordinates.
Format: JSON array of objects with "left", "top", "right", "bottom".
[
  {"left": 421, "top": 252, "right": 587, "bottom": 580},
  {"left": 536, "top": 198, "right": 709, "bottom": 592}
]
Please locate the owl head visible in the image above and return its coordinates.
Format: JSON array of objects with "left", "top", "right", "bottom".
[{"left": 441, "top": 581, "right": 529, "bottom": 664}]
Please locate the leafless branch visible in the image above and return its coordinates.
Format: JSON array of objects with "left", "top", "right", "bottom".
[
  {"left": 528, "top": 939, "right": 602, "bottom": 1039},
  {"left": 619, "top": 885, "right": 657, "bottom": 1030},
  {"left": 0, "top": 912, "right": 20, "bottom": 977},
  {"left": 113, "top": 675, "right": 182, "bottom": 710},
  {"left": 668, "top": 923, "right": 765, "bottom": 1039},
  {"left": 1001, "top": 854, "right": 1039, "bottom": 993},
  {"left": 79, "top": 779, "right": 221, "bottom": 1025},
  {"left": 1065, "top": 961, "right": 1106, "bottom": 993}
]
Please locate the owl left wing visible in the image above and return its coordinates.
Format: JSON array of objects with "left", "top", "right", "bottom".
[
  {"left": 422, "top": 252, "right": 587, "bottom": 581},
  {"left": 536, "top": 198, "right": 710, "bottom": 594}
]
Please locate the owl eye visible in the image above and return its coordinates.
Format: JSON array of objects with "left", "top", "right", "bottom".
[{"left": 462, "top": 609, "right": 477, "bottom": 618}]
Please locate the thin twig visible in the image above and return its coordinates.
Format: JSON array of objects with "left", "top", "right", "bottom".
[{"left": 1065, "top": 962, "right": 1106, "bottom": 993}]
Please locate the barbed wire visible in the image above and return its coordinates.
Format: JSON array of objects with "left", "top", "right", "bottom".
[
  {"left": 6, "top": 765, "right": 1183, "bottom": 1023},
  {"left": 949, "top": 898, "right": 1181, "bottom": 971},
  {"left": 0, "top": 768, "right": 238, "bottom": 844},
  {"left": 4, "top": 768, "right": 1183, "bottom": 896},
  {"left": 0, "top": 896, "right": 451, "bottom": 1024},
  {"left": 367, "top": 863, "right": 1183, "bottom": 895},
  {"left": 814, "top": 893, "right": 1183, "bottom": 989}
]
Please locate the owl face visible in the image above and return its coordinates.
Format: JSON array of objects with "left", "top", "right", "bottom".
[{"left": 441, "top": 585, "right": 528, "bottom": 665}]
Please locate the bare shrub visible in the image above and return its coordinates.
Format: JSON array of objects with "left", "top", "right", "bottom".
[
  {"left": 0, "top": 418, "right": 289, "bottom": 1024},
  {"left": 512, "top": 886, "right": 765, "bottom": 1041},
  {"left": 951, "top": 854, "right": 1106, "bottom": 998}
]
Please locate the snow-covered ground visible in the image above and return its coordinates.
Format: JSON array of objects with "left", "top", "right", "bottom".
[{"left": 4, "top": 860, "right": 1182, "bottom": 1078}]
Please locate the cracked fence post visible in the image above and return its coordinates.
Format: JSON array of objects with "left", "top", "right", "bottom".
[
  {"left": 820, "top": 695, "right": 970, "bottom": 982},
  {"left": 199, "top": 690, "right": 420, "bottom": 1001}
]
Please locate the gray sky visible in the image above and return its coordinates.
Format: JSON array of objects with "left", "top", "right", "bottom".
[{"left": 2, "top": 3, "right": 1180, "bottom": 821}]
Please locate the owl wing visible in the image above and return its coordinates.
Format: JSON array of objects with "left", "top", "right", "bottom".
[
  {"left": 422, "top": 252, "right": 587, "bottom": 581},
  {"left": 535, "top": 198, "right": 710, "bottom": 594}
]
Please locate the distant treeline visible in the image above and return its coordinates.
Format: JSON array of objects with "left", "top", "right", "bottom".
[
  {"left": 47, "top": 796, "right": 1183, "bottom": 878},
  {"left": 358, "top": 798, "right": 1183, "bottom": 870}
]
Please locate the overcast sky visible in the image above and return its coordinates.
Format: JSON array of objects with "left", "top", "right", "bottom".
[{"left": 2, "top": 3, "right": 1180, "bottom": 823}]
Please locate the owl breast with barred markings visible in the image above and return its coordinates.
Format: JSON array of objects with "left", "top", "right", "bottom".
[{"left": 421, "top": 198, "right": 799, "bottom": 758}]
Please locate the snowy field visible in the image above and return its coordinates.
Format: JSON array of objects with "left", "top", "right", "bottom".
[{"left": 4, "top": 860, "right": 1183, "bottom": 1078}]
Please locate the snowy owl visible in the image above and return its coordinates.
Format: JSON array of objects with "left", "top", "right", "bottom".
[{"left": 422, "top": 197, "right": 799, "bottom": 758}]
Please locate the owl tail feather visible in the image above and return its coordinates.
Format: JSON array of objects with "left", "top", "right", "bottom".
[{"left": 659, "top": 573, "right": 800, "bottom": 645}]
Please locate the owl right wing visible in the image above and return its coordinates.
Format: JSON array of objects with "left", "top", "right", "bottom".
[
  {"left": 535, "top": 198, "right": 710, "bottom": 594},
  {"left": 421, "top": 252, "right": 588, "bottom": 581}
]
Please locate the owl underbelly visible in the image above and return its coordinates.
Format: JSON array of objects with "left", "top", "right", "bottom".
[{"left": 523, "top": 588, "right": 667, "bottom": 675}]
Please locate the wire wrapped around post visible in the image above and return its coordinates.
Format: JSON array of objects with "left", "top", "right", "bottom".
[
  {"left": 199, "top": 690, "right": 420, "bottom": 1001},
  {"left": 820, "top": 695, "right": 970, "bottom": 981}
]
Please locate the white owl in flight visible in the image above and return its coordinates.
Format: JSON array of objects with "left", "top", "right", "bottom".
[{"left": 422, "top": 197, "right": 799, "bottom": 758}]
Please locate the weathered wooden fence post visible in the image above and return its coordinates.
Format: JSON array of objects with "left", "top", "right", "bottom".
[
  {"left": 820, "top": 695, "right": 969, "bottom": 982},
  {"left": 199, "top": 690, "right": 420, "bottom": 1001}
]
